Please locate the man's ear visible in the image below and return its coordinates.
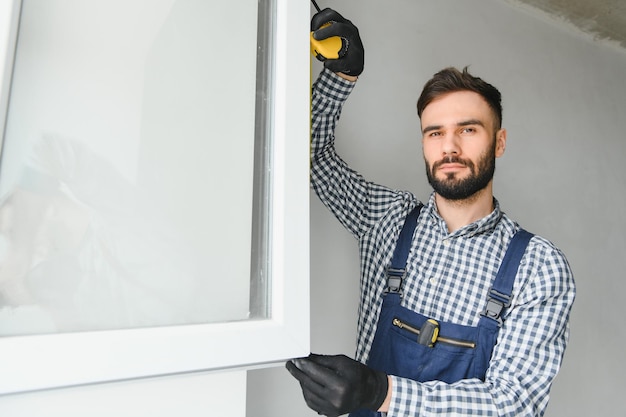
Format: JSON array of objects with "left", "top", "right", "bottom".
[{"left": 495, "top": 128, "right": 507, "bottom": 158}]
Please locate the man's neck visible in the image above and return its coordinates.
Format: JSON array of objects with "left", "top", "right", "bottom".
[{"left": 434, "top": 185, "right": 494, "bottom": 233}]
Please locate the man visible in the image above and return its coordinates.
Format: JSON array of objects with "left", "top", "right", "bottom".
[{"left": 286, "top": 8, "right": 575, "bottom": 417}]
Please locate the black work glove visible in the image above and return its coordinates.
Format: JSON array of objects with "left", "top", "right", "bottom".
[
  {"left": 285, "top": 353, "right": 388, "bottom": 417},
  {"left": 311, "top": 8, "right": 365, "bottom": 76}
]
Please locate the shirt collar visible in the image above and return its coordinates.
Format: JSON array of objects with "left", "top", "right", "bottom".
[{"left": 423, "top": 192, "right": 503, "bottom": 238}]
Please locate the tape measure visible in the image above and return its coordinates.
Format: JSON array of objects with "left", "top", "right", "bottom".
[{"left": 310, "top": 0, "right": 345, "bottom": 61}]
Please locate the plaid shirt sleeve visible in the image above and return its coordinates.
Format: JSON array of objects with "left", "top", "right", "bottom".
[
  {"left": 389, "top": 238, "right": 576, "bottom": 417},
  {"left": 310, "top": 69, "right": 415, "bottom": 239}
]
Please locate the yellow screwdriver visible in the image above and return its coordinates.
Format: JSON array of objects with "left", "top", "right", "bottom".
[{"left": 310, "top": 0, "right": 346, "bottom": 61}]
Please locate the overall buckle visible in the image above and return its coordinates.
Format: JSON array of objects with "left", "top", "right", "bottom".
[
  {"left": 385, "top": 267, "right": 405, "bottom": 295},
  {"left": 481, "top": 288, "right": 511, "bottom": 326}
]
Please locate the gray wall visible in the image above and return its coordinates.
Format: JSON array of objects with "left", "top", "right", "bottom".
[{"left": 247, "top": 0, "right": 626, "bottom": 416}]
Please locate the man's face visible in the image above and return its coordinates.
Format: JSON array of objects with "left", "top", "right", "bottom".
[{"left": 420, "top": 91, "right": 506, "bottom": 201}]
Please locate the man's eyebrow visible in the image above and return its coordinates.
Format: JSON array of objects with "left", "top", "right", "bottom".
[
  {"left": 457, "top": 119, "right": 485, "bottom": 127},
  {"left": 422, "top": 125, "right": 442, "bottom": 134}
]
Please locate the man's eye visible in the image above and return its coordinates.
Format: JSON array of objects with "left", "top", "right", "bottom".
[{"left": 461, "top": 127, "right": 476, "bottom": 133}]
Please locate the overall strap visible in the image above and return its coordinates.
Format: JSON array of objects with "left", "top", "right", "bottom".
[
  {"left": 481, "top": 229, "right": 534, "bottom": 325},
  {"left": 386, "top": 204, "right": 423, "bottom": 294}
]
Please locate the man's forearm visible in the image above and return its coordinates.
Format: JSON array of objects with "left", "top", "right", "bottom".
[{"left": 336, "top": 71, "right": 358, "bottom": 82}]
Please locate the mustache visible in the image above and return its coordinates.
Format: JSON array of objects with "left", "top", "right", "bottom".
[{"left": 432, "top": 155, "right": 474, "bottom": 171}]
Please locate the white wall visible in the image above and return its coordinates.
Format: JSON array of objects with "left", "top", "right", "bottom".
[{"left": 247, "top": 0, "right": 626, "bottom": 416}]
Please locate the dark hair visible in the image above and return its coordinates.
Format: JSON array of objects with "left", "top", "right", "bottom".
[{"left": 417, "top": 67, "right": 503, "bottom": 129}]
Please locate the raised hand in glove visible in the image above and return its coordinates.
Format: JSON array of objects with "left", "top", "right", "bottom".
[
  {"left": 311, "top": 8, "right": 365, "bottom": 76},
  {"left": 285, "top": 353, "right": 388, "bottom": 417}
]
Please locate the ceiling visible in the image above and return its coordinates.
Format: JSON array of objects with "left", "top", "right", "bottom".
[{"left": 508, "top": 0, "right": 626, "bottom": 50}]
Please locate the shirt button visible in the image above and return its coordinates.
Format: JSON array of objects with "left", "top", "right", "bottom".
[
  {"left": 429, "top": 277, "right": 437, "bottom": 285},
  {"left": 443, "top": 239, "right": 450, "bottom": 246}
]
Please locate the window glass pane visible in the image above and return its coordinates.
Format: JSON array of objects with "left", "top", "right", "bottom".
[{"left": 0, "top": 0, "right": 271, "bottom": 336}]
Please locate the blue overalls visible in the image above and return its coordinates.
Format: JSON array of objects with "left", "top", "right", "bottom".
[{"left": 350, "top": 205, "right": 533, "bottom": 417}]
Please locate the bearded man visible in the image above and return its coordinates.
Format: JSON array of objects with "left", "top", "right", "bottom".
[{"left": 286, "top": 8, "right": 575, "bottom": 417}]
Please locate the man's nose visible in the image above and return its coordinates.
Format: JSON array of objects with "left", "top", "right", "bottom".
[{"left": 441, "top": 133, "right": 460, "bottom": 156}]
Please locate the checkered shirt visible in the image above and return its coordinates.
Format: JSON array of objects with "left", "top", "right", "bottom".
[{"left": 310, "top": 69, "right": 576, "bottom": 416}]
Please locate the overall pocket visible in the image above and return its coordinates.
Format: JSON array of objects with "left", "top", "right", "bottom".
[{"left": 389, "top": 316, "right": 478, "bottom": 383}]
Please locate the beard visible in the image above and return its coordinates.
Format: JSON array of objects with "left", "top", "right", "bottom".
[{"left": 425, "top": 142, "right": 496, "bottom": 201}]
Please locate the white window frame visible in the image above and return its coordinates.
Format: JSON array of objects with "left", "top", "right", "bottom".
[{"left": 0, "top": 0, "right": 310, "bottom": 394}]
